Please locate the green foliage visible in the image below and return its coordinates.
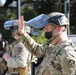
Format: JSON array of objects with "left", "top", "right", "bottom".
[
  {"left": 32, "top": 31, "right": 47, "bottom": 44},
  {"left": 21, "top": 4, "right": 38, "bottom": 20},
  {"left": 0, "top": 7, "right": 16, "bottom": 42}
]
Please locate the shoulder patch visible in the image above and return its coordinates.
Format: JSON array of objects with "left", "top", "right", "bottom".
[
  {"left": 68, "top": 60, "right": 75, "bottom": 68},
  {"left": 17, "top": 47, "right": 22, "bottom": 54}
]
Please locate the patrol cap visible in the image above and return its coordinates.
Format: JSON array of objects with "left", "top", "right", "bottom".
[{"left": 26, "top": 12, "right": 69, "bottom": 29}]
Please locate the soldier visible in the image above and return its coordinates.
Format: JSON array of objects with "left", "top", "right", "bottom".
[
  {"left": 0, "top": 33, "right": 8, "bottom": 53},
  {"left": 3, "top": 22, "right": 31, "bottom": 75},
  {"left": 18, "top": 12, "right": 76, "bottom": 75}
]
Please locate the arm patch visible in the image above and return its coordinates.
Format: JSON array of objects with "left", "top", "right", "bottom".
[{"left": 68, "top": 60, "right": 75, "bottom": 68}]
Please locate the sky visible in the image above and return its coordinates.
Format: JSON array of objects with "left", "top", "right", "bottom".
[{"left": 0, "top": 0, "right": 6, "bottom": 4}]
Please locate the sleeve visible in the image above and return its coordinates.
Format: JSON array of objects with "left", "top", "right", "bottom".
[
  {"left": 61, "top": 48, "right": 76, "bottom": 75},
  {"left": 22, "top": 32, "right": 53, "bottom": 57},
  {"left": 7, "top": 42, "right": 29, "bottom": 68}
]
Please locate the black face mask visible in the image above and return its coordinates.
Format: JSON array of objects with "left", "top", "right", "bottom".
[{"left": 45, "top": 31, "right": 52, "bottom": 39}]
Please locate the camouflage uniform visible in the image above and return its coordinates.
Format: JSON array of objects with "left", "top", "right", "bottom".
[
  {"left": 6, "top": 41, "right": 30, "bottom": 75},
  {"left": 22, "top": 32, "right": 76, "bottom": 75}
]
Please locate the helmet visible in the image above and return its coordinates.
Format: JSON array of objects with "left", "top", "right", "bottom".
[
  {"left": 4, "top": 20, "right": 31, "bottom": 33},
  {"left": 4, "top": 20, "right": 18, "bottom": 30},
  {"left": 4, "top": 20, "right": 39, "bottom": 35},
  {"left": 26, "top": 12, "right": 69, "bottom": 29},
  {"left": 47, "top": 12, "right": 69, "bottom": 26}
]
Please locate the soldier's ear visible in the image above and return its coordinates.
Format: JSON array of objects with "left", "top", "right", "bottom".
[
  {"left": 58, "top": 26, "right": 63, "bottom": 32},
  {"left": 53, "top": 26, "right": 62, "bottom": 35}
]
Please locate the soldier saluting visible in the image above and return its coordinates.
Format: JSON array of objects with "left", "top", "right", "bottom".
[{"left": 18, "top": 12, "right": 76, "bottom": 75}]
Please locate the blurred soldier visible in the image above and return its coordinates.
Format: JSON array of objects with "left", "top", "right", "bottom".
[
  {"left": 0, "top": 33, "right": 8, "bottom": 75},
  {"left": 3, "top": 21, "right": 31, "bottom": 75},
  {"left": 18, "top": 12, "right": 76, "bottom": 75},
  {"left": 0, "top": 33, "right": 8, "bottom": 53}
]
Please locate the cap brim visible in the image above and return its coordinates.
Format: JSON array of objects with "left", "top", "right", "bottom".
[{"left": 25, "top": 14, "right": 49, "bottom": 29}]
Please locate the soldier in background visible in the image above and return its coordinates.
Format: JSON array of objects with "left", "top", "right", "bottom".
[
  {"left": 3, "top": 23, "right": 31, "bottom": 75},
  {"left": 0, "top": 33, "right": 8, "bottom": 57},
  {"left": 0, "top": 33, "right": 8, "bottom": 75},
  {"left": 18, "top": 12, "right": 76, "bottom": 75}
]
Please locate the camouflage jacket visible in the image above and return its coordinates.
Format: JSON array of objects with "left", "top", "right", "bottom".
[
  {"left": 22, "top": 32, "right": 76, "bottom": 75},
  {"left": 7, "top": 41, "right": 30, "bottom": 75}
]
